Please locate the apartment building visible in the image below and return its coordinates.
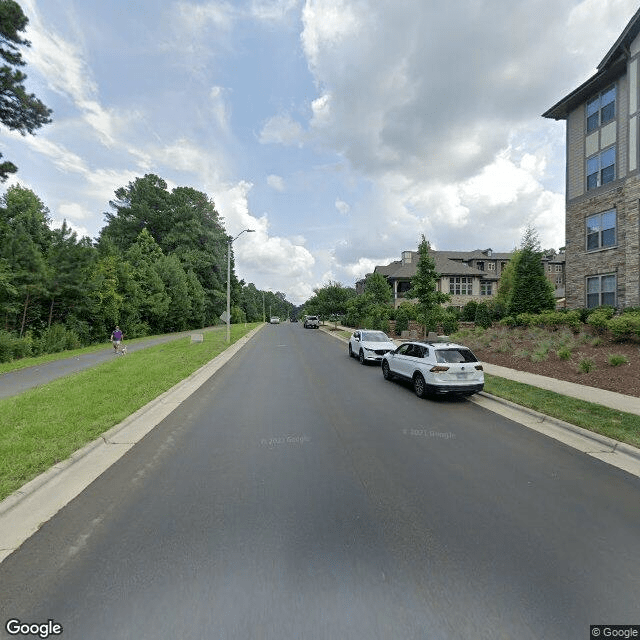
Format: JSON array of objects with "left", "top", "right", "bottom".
[{"left": 543, "top": 7, "right": 640, "bottom": 309}]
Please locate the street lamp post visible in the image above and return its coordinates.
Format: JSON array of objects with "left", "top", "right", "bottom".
[{"left": 227, "top": 228, "right": 255, "bottom": 342}]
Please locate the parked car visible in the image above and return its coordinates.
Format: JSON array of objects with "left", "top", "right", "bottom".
[
  {"left": 290, "top": 317, "right": 298, "bottom": 322},
  {"left": 304, "top": 315, "right": 320, "bottom": 329},
  {"left": 381, "top": 341, "right": 484, "bottom": 397},
  {"left": 349, "top": 330, "right": 396, "bottom": 364},
  {"left": 270, "top": 316, "right": 280, "bottom": 324}
]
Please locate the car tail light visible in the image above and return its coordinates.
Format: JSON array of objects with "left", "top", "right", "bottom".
[
  {"left": 475, "top": 365, "right": 483, "bottom": 371},
  {"left": 430, "top": 366, "right": 449, "bottom": 372}
]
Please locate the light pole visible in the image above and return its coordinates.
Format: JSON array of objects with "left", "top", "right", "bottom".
[{"left": 227, "top": 228, "right": 254, "bottom": 342}]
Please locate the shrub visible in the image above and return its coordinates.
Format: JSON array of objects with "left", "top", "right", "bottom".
[
  {"left": 607, "top": 313, "right": 640, "bottom": 342},
  {"left": 578, "top": 358, "right": 595, "bottom": 373},
  {"left": 441, "top": 313, "right": 459, "bottom": 335},
  {"left": 474, "top": 303, "right": 493, "bottom": 329},
  {"left": 590, "top": 337, "right": 603, "bottom": 347},
  {"left": 587, "top": 308, "right": 614, "bottom": 334},
  {"left": 11, "top": 335, "right": 33, "bottom": 359},
  {"left": 557, "top": 346, "right": 572, "bottom": 360},
  {"left": 498, "top": 316, "right": 517, "bottom": 327},
  {"left": 608, "top": 354, "right": 629, "bottom": 366},
  {"left": 515, "top": 348, "right": 530, "bottom": 359},
  {"left": 462, "top": 300, "right": 478, "bottom": 322},
  {"left": 38, "top": 324, "right": 69, "bottom": 354},
  {"left": 530, "top": 343, "right": 551, "bottom": 362},
  {"left": 0, "top": 331, "right": 13, "bottom": 363},
  {"left": 514, "top": 313, "right": 538, "bottom": 327}
]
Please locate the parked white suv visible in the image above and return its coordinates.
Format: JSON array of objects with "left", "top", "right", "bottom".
[
  {"left": 381, "top": 341, "right": 484, "bottom": 397},
  {"left": 348, "top": 330, "right": 396, "bottom": 364}
]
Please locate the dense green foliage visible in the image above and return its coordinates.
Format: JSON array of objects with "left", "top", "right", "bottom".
[
  {"left": 0, "top": 0, "right": 52, "bottom": 179},
  {"left": 0, "top": 177, "right": 293, "bottom": 362},
  {"left": 506, "top": 227, "right": 555, "bottom": 316}
]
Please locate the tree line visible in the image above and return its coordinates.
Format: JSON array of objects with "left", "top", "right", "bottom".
[{"left": 0, "top": 175, "right": 294, "bottom": 359}]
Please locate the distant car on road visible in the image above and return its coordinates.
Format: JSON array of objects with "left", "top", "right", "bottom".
[
  {"left": 303, "top": 315, "right": 320, "bottom": 329},
  {"left": 270, "top": 317, "right": 280, "bottom": 324},
  {"left": 381, "top": 341, "right": 484, "bottom": 398},
  {"left": 290, "top": 317, "right": 298, "bottom": 322},
  {"left": 348, "top": 330, "right": 396, "bottom": 364}
]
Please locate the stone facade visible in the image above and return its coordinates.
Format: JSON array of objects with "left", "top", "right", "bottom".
[{"left": 544, "top": 8, "right": 640, "bottom": 309}]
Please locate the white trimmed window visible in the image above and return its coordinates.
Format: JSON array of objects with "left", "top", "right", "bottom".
[
  {"left": 586, "top": 209, "right": 616, "bottom": 251},
  {"left": 587, "top": 86, "right": 616, "bottom": 132},
  {"left": 587, "top": 147, "right": 615, "bottom": 190},
  {"left": 480, "top": 282, "right": 492, "bottom": 296},
  {"left": 586, "top": 274, "right": 616, "bottom": 308},
  {"left": 487, "top": 262, "right": 495, "bottom": 271}
]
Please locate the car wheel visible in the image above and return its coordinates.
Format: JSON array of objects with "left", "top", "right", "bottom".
[
  {"left": 382, "top": 360, "right": 393, "bottom": 380},
  {"left": 359, "top": 350, "right": 366, "bottom": 365},
  {"left": 413, "top": 373, "right": 427, "bottom": 398},
  {"left": 348, "top": 344, "right": 353, "bottom": 358}
]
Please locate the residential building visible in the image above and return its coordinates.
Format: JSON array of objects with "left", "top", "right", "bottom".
[
  {"left": 543, "top": 7, "right": 640, "bottom": 309},
  {"left": 362, "top": 248, "right": 565, "bottom": 309}
]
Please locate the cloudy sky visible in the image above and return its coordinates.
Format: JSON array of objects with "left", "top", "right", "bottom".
[{"left": 2, "top": 0, "right": 639, "bottom": 303}]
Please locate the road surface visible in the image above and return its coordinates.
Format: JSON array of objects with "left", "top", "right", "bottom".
[{"left": 1, "top": 323, "right": 638, "bottom": 639}]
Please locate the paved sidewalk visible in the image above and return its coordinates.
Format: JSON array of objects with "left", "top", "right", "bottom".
[
  {"left": 0, "top": 327, "right": 222, "bottom": 400},
  {"left": 482, "top": 363, "right": 640, "bottom": 416}
]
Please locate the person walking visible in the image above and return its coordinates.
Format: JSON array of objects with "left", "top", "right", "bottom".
[{"left": 110, "top": 326, "right": 123, "bottom": 353}]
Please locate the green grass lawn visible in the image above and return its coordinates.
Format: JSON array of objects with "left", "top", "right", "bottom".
[
  {"left": 0, "top": 323, "right": 260, "bottom": 501},
  {"left": 484, "top": 374, "right": 640, "bottom": 448},
  {"left": 0, "top": 326, "right": 225, "bottom": 375}
]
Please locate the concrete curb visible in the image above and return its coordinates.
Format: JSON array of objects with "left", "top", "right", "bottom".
[
  {"left": 0, "top": 325, "right": 264, "bottom": 564},
  {"left": 320, "top": 324, "right": 640, "bottom": 478}
]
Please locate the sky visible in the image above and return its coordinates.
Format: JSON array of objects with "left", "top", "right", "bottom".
[{"left": 2, "top": 0, "right": 639, "bottom": 304}]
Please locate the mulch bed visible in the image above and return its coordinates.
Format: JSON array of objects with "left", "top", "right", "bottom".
[{"left": 465, "top": 327, "right": 640, "bottom": 399}]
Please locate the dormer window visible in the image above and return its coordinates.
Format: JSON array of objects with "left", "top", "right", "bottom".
[{"left": 587, "top": 85, "right": 615, "bottom": 132}]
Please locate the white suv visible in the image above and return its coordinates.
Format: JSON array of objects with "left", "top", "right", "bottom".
[
  {"left": 381, "top": 341, "right": 484, "bottom": 397},
  {"left": 349, "top": 330, "right": 397, "bottom": 364}
]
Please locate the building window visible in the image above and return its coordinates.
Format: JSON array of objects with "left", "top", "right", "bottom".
[
  {"left": 480, "top": 282, "right": 492, "bottom": 296},
  {"left": 555, "top": 264, "right": 562, "bottom": 272},
  {"left": 586, "top": 274, "right": 616, "bottom": 308},
  {"left": 556, "top": 275, "right": 563, "bottom": 284},
  {"left": 547, "top": 264, "right": 553, "bottom": 272},
  {"left": 487, "top": 262, "right": 495, "bottom": 271},
  {"left": 450, "top": 277, "right": 472, "bottom": 295},
  {"left": 587, "top": 147, "right": 615, "bottom": 190},
  {"left": 476, "top": 261, "right": 484, "bottom": 271},
  {"left": 586, "top": 209, "right": 616, "bottom": 251},
  {"left": 587, "top": 85, "right": 616, "bottom": 132}
]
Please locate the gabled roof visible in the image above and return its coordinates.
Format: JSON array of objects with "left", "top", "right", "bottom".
[
  {"left": 543, "top": 7, "right": 640, "bottom": 120},
  {"left": 374, "top": 250, "right": 499, "bottom": 279}
]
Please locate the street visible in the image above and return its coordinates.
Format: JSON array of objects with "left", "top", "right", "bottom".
[{"left": 1, "top": 322, "right": 639, "bottom": 639}]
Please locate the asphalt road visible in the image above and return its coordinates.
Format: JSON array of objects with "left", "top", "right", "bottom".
[
  {"left": 1, "top": 323, "right": 639, "bottom": 639},
  {"left": 0, "top": 328, "right": 219, "bottom": 399}
]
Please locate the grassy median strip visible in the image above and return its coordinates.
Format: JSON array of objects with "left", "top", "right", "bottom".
[
  {"left": 0, "top": 326, "right": 224, "bottom": 375},
  {"left": 484, "top": 374, "right": 640, "bottom": 448},
  {"left": 0, "top": 323, "right": 259, "bottom": 501}
]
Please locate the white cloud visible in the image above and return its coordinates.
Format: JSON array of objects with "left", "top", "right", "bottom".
[
  {"left": 250, "top": 0, "right": 300, "bottom": 22},
  {"left": 334, "top": 198, "right": 349, "bottom": 215},
  {"left": 259, "top": 113, "right": 305, "bottom": 146},
  {"left": 267, "top": 174, "right": 285, "bottom": 191}
]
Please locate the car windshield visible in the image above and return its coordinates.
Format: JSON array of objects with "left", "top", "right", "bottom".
[
  {"left": 435, "top": 348, "right": 477, "bottom": 363},
  {"left": 361, "top": 332, "right": 390, "bottom": 342}
]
